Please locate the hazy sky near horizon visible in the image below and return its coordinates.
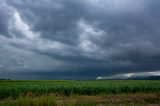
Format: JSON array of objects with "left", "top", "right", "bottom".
[{"left": 0, "top": 0, "right": 160, "bottom": 79}]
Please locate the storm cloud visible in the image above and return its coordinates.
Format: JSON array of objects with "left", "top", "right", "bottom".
[{"left": 0, "top": 0, "right": 160, "bottom": 79}]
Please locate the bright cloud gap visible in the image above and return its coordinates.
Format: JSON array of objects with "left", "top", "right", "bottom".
[{"left": 96, "top": 71, "right": 160, "bottom": 80}]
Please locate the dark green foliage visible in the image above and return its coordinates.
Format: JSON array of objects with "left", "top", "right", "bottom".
[{"left": 0, "top": 80, "right": 160, "bottom": 99}]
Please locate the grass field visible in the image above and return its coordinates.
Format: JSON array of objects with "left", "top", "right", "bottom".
[{"left": 0, "top": 80, "right": 160, "bottom": 106}]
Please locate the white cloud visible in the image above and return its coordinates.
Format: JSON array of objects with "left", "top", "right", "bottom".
[
  {"left": 3, "top": 10, "right": 74, "bottom": 57},
  {"left": 96, "top": 71, "right": 160, "bottom": 80},
  {"left": 77, "top": 19, "right": 105, "bottom": 57},
  {"left": 8, "top": 11, "right": 39, "bottom": 39},
  {"left": 96, "top": 76, "right": 103, "bottom": 80},
  {"left": 0, "top": 9, "right": 75, "bottom": 72}
]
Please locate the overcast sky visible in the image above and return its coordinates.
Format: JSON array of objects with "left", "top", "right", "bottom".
[{"left": 0, "top": 0, "right": 160, "bottom": 79}]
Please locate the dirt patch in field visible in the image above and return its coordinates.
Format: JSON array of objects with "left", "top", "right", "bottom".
[
  {"left": 56, "top": 93, "right": 160, "bottom": 105},
  {"left": 0, "top": 93, "right": 160, "bottom": 106}
]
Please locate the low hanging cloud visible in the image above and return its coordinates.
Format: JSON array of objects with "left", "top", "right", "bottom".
[
  {"left": 0, "top": 0, "right": 160, "bottom": 79},
  {"left": 96, "top": 71, "right": 160, "bottom": 80}
]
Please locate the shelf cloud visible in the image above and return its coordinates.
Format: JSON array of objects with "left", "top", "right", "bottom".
[
  {"left": 96, "top": 71, "right": 160, "bottom": 80},
  {"left": 0, "top": 0, "right": 160, "bottom": 79}
]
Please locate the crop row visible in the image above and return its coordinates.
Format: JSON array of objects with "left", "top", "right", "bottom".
[{"left": 0, "top": 80, "right": 160, "bottom": 99}]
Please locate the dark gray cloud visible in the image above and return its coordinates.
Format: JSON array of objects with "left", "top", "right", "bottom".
[
  {"left": 0, "top": 0, "right": 14, "bottom": 37},
  {"left": 0, "top": 0, "right": 160, "bottom": 79}
]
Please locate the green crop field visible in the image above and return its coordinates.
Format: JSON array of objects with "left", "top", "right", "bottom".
[{"left": 0, "top": 80, "right": 160, "bottom": 106}]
